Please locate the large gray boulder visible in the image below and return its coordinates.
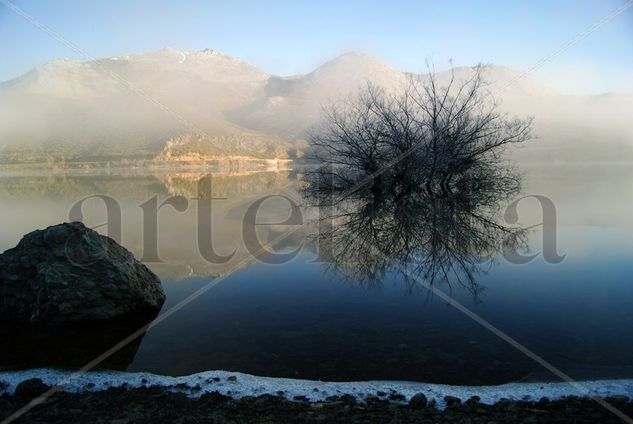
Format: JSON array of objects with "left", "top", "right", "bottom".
[{"left": 0, "top": 222, "right": 165, "bottom": 324}]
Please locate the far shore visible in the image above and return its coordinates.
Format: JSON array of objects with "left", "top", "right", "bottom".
[
  {"left": 3, "top": 158, "right": 633, "bottom": 178},
  {"left": 0, "top": 158, "right": 299, "bottom": 177}
]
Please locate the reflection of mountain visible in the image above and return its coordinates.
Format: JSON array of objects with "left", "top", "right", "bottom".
[
  {"left": 0, "top": 171, "right": 305, "bottom": 281},
  {"left": 159, "top": 171, "right": 295, "bottom": 199},
  {"left": 152, "top": 171, "right": 305, "bottom": 281},
  {"left": 0, "top": 170, "right": 296, "bottom": 200},
  {"left": 0, "top": 174, "right": 167, "bottom": 199},
  {"left": 3, "top": 48, "right": 629, "bottom": 164}
]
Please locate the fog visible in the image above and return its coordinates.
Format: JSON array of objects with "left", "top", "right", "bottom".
[{"left": 0, "top": 48, "right": 631, "bottom": 164}]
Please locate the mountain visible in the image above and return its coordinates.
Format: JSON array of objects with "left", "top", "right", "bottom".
[
  {"left": 0, "top": 48, "right": 631, "bottom": 165},
  {"left": 226, "top": 52, "right": 409, "bottom": 138},
  {"left": 1, "top": 47, "right": 267, "bottom": 114},
  {"left": 226, "top": 59, "right": 560, "bottom": 139},
  {"left": 0, "top": 47, "right": 279, "bottom": 163}
]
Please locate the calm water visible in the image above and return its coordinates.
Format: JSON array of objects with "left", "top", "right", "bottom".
[{"left": 1, "top": 164, "right": 632, "bottom": 385}]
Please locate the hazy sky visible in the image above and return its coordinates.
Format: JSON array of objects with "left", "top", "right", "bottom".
[{"left": 1, "top": 0, "right": 632, "bottom": 94}]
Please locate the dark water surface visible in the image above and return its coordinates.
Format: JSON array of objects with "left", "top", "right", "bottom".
[{"left": 1, "top": 164, "right": 632, "bottom": 385}]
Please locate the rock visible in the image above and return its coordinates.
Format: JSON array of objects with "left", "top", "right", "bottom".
[
  {"left": 339, "top": 394, "right": 357, "bottom": 406},
  {"left": 465, "top": 395, "right": 481, "bottom": 407},
  {"left": 0, "top": 222, "right": 165, "bottom": 324},
  {"left": 607, "top": 394, "right": 630, "bottom": 403},
  {"left": 444, "top": 395, "right": 462, "bottom": 407},
  {"left": 408, "top": 393, "right": 428, "bottom": 409},
  {"left": 14, "top": 378, "right": 50, "bottom": 398},
  {"left": 388, "top": 392, "right": 406, "bottom": 402}
]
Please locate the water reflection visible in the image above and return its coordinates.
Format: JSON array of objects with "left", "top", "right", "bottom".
[
  {"left": 304, "top": 165, "right": 528, "bottom": 298},
  {"left": 0, "top": 170, "right": 305, "bottom": 281},
  {"left": 0, "top": 168, "right": 527, "bottom": 297},
  {"left": 2, "top": 167, "right": 633, "bottom": 383}
]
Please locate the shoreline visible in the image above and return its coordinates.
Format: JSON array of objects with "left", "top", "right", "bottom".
[
  {"left": 1, "top": 371, "right": 633, "bottom": 423},
  {"left": 2, "top": 369, "right": 633, "bottom": 408},
  {"left": 0, "top": 161, "right": 296, "bottom": 177}
]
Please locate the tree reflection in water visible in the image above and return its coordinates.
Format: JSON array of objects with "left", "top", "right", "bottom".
[{"left": 303, "top": 165, "right": 529, "bottom": 299}]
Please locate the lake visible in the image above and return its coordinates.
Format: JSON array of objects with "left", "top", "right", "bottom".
[{"left": 1, "top": 163, "right": 632, "bottom": 386}]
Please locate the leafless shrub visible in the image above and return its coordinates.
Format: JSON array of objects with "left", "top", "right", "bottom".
[
  {"left": 303, "top": 64, "right": 534, "bottom": 296},
  {"left": 305, "top": 64, "right": 533, "bottom": 199}
]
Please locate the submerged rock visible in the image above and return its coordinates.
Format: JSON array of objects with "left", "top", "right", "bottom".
[{"left": 0, "top": 222, "right": 165, "bottom": 324}]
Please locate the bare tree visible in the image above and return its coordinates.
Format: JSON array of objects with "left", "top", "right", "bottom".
[
  {"left": 302, "top": 64, "right": 534, "bottom": 297},
  {"left": 305, "top": 64, "right": 533, "bottom": 199}
]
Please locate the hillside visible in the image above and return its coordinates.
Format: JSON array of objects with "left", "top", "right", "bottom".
[
  {"left": 0, "top": 48, "right": 631, "bottom": 165},
  {"left": 226, "top": 52, "right": 409, "bottom": 138},
  {"left": 0, "top": 47, "right": 276, "bottom": 164}
]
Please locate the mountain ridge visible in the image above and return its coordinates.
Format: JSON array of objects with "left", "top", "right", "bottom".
[{"left": 1, "top": 48, "right": 631, "bottom": 165}]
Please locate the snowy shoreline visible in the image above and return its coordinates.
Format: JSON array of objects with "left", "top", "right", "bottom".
[{"left": 1, "top": 369, "right": 632, "bottom": 408}]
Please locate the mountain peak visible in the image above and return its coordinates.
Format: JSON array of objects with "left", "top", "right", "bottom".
[
  {"left": 305, "top": 51, "right": 405, "bottom": 91},
  {"left": 201, "top": 48, "right": 221, "bottom": 55},
  {"left": 328, "top": 51, "right": 385, "bottom": 64},
  {"left": 159, "top": 46, "right": 180, "bottom": 53},
  {"left": 313, "top": 51, "right": 398, "bottom": 75},
  {"left": 335, "top": 51, "right": 371, "bottom": 58}
]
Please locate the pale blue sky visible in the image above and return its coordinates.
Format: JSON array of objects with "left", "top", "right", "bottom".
[{"left": 1, "top": 0, "right": 632, "bottom": 93}]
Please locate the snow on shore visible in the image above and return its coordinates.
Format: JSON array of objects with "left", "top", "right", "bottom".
[{"left": 1, "top": 369, "right": 632, "bottom": 408}]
